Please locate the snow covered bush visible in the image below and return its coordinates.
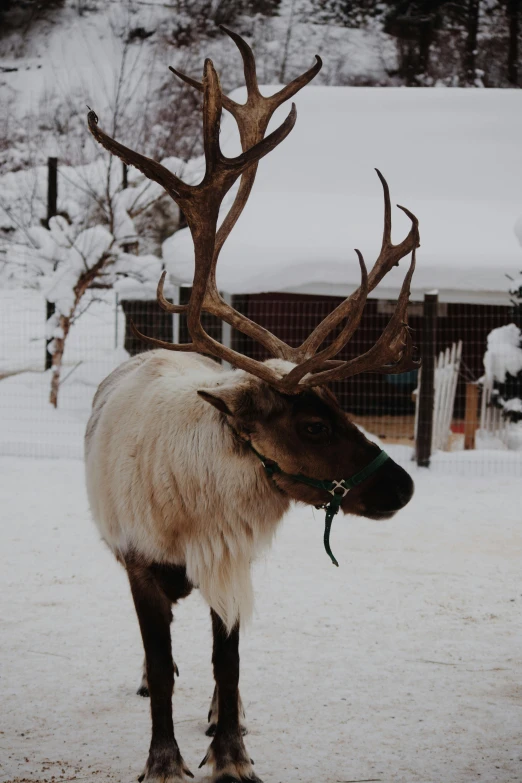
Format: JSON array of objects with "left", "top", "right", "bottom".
[
  {"left": 483, "top": 275, "right": 522, "bottom": 424},
  {"left": 0, "top": 152, "right": 194, "bottom": 406}
]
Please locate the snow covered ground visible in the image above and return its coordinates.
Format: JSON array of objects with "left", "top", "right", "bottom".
[{"left": 1, "top": 456, "right": 521, "bottom": 783}]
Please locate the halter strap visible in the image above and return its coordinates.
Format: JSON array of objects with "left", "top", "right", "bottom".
[{"left": 246, "top": 443, "right": 390, "bottom": 567}]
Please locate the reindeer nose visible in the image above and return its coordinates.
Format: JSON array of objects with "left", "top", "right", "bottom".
[{"left": 368, "top": 459, "right": 414, "bottom": 514}]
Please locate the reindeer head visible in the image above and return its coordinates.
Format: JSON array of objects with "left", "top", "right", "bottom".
[
  {"left": 197, "top": 360, "right": 414, "bottom": 526},
  {"left": 88, "top": 27, "right": 419, "bottom": 542}
]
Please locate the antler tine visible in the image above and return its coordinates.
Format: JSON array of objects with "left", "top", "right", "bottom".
[
  {"left": 298, "top": 248, "right": 419, "bottom": 388},
  {"left": 201, "top": 59, "right": 223, "bottom": 175},
  {"left": 87, "top": 110, "right": 188, "bottom": 200},
  {"left": 220, "top": 25, "right": 260, "bottom": 96},
  {"left": 168, "top": 65, "right": 202, "bottom": 93},
  {"left": 129, "top": 318, "right": 194, "bottom": 351},
  {"left": 369, "top": 169, "right": 419, "bottom": 290},
  {"left": 169, "top": 65, "right": 237, "bottom": 115},
  {"left": 168, "top": 24, "right": 261, "bottom": 110},
  {"left": 156, "top": 271, "right": 186, "bottom": 314},
  {"left": 269, "top": 55, "right": 323, "bottom": 108}
]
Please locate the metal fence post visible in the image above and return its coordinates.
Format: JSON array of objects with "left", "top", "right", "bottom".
[
  {"left": 221, "top": 291, "right": 232, "bottom": 369},
  {"left": 114, "top": 293, "right": 119, "bottom": 349},
  {"left": 415, "top": 291, "right": 438, "bottom": 467},
  {"left": 45, "top": 157, "right": 58, "bottom": 370}
]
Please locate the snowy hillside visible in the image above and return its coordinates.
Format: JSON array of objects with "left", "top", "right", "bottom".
[
  {"left": 1, "top": 0, "right": 519, "bottom": 176},
  {"left": 0, "top": 0, "right": 396, "bottom": 174}
]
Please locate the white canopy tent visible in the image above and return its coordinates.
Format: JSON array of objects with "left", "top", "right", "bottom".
[{"left": 164, "top": 86, "right": 522, "bottom": 306}]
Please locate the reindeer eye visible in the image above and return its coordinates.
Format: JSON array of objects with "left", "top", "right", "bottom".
[{"left": 305, "top": 422, "right": 328, "bottom": 435}]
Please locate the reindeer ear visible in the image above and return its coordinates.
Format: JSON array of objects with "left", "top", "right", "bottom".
[{"left": 197, "top": 386, "right": 244, "bottom": 416}]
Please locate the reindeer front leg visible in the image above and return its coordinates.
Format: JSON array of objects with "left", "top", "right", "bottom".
[
  {"left": 201, "top": 610, "right": 261, "bottom": 783},
  {"left": 126, "top": 558, "right": 193, "bottom": 783}
]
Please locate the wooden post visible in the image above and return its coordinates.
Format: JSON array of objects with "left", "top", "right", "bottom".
[
  {"left": 415, "top": 291, "right": 438, "bottom": 467},
  {"left": 507, "top": 0, "right": 520, "bottom": 86},
  {"left": 45, "top": 157, "right": 58, "bottom": 371},
  {"left": 464, "top": 382, "right": 479, "bottom": 450}
]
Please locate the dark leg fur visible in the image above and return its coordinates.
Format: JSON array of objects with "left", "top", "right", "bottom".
[
  {"left": 138, "top": 656, "right": 179, "bottom": 698},
  {"left": 126, "top": 557, "right": 193, "bottom": 783},
  {"left": 206, "top": 684, "right": 247, "bottom": 737},
  {"left": 201, "top": 611, "right": 261, "bottom": 783}
]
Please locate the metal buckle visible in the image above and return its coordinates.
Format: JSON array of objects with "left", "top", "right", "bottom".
[{"left": 329, "top": 480, "right": 350, "bottom": 497}]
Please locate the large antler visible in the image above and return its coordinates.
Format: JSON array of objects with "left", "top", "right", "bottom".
[
  {"left": 88, "top": 33, "right": 317, "bottom": 390},
  {"left": 162, "top": 25, "right": 322, "bottom": 361},
  {"left": 88, "top": 27, "right": 420, "bottom": 394}
]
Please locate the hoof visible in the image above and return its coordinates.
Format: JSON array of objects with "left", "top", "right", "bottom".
[
  {"left": 139, "top": 746, "right": 193, "bottom": 782},
  {"left": 137, "top": 684, "right": 150, "bottom": 698},
  {"left": 200, "top": 739, "right": 259, "bottom": 783},
  {"left": 138, "top": 767, "right": 193, "bottom": 782}
]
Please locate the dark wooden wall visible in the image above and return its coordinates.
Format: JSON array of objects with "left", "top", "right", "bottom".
[
  {"left": 230, "top": 294, "right": 513, "bottom": 418},
  {"left": 123, "top": 290, "right": 513, "bottom": 419}
]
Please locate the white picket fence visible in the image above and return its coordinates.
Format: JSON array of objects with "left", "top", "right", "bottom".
[
  {"left": 414, "top": 341, "right": 462, "bottom": 452},
  {"left": 478, "top": 374, "right": 510, "bottom": 447}
]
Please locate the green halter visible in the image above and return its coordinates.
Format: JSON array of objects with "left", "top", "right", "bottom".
[{"left": 247, "top": 444, "right": 390, "bottom": 567}]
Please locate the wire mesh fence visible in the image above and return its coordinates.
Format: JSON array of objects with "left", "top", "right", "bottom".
[{"left": 1, "top": 287, "right": 521, "bottom": 474}]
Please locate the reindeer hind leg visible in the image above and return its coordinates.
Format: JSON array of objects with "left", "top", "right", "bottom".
[
  {"left": 138, "top": 656, "right": 180, "bottom": 698},
  {"left": 137, "top": 656, "right": 149, "bottom": 697},
  {"left": 206, "top": 684, "right": 247, "bottom": 737}
]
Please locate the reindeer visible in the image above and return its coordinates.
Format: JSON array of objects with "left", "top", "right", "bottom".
[{"left": 85, "top": 27, "right": 420, "bottom": 783}]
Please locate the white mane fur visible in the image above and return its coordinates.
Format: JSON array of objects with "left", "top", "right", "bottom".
[{"left": 85, "top": 350, "right": 293, "bottom": 630}]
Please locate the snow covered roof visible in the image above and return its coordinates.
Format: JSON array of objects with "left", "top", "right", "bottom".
[{"left": 164, "top": 86, "right": 522, "bottom": 305}]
